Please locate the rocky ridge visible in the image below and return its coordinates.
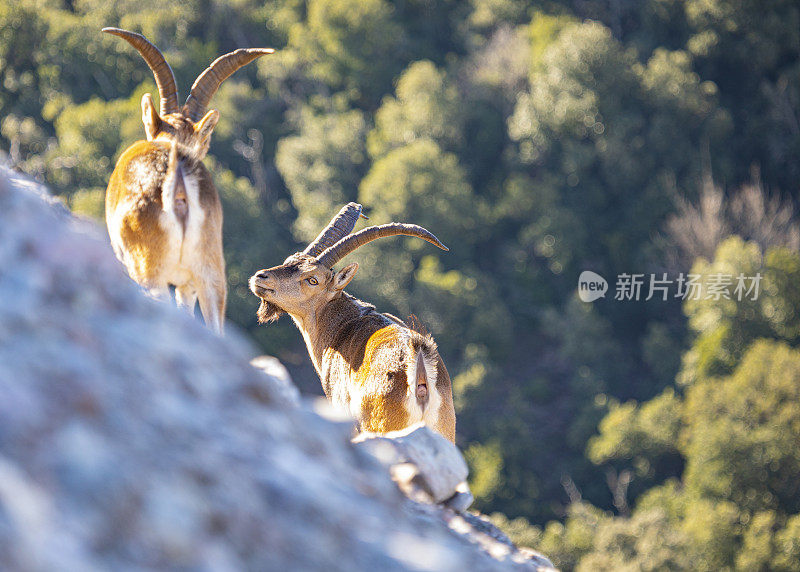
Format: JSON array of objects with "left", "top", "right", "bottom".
[{"left": 0, "top": 166, "right": 554, "bottom": 571}]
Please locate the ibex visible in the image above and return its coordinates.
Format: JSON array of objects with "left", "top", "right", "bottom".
[
  {"left": 103, "top": 27, "right": 273, "bottom": 334},
  {"left": 249, "top": 204, "right": 457, "bottom": 442}
]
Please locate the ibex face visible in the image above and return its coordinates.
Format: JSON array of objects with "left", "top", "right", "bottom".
[
  {"left": 103, "top": 28, "right": 273, "bottom": 334},
  {"left": 251, "top": 254, "right": 358, "bottom": 325},
  {"left": 250, "top": 204, "right": 457, "bottom": 442}
]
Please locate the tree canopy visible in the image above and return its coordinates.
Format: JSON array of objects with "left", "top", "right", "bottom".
[{"left": 3, "top": 1, "right": 799, "bottom": 569}]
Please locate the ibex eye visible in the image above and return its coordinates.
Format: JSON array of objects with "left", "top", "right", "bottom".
[{"left": 306, "top": 277, "right": 318, "bottom": 286}]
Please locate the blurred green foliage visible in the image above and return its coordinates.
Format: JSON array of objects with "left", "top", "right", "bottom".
[
  {"left": 3, "top": 1, "right": 800, "bottom": 569},
  {"left": 553, "top": 244, "right": 800, "bottom": 570}
]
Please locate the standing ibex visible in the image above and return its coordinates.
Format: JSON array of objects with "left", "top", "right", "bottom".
[
  {"left": 103, "top": 27, "right": 273, "bottom": 334},
  {"left": 249, "top": 204, "right": 457, "bottom": 442}
]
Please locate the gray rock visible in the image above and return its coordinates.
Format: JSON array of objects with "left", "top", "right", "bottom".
[
  {"left": 0, "top": 166, "right": 555, "bottom": 571},
  {"left": 250, "top": 355, "right": 301, "bottom": 406},
  {"left": 444, "top": 482, "right": 475, "bottom": 512},
  {"left": 354, "top": 424, "right": 472, "bottom": 507}
]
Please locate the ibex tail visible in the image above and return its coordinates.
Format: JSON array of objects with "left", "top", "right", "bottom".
[{"left": 162, "top": 141, "right": 188, "bottom": 231}]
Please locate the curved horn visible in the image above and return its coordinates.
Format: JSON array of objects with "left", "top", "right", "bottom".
[
  {"left": 102, "top": 27, "right": 179, "bottom": 116},
  {"left": 183, "top": 48, "right": 274, "bottom": 122},
  {"left": 317, "top": 223, "right": 448, "bottom": 269},
  {"left": 302, "top": 203, "right": 367, "bottom": 257}
]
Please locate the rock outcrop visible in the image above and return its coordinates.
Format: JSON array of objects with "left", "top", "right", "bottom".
[
  {"left": 355, "top": 425, "right": 474, "bottom": 511},
  {"left": 0, "top": 166, "right": 554, "bottom": 571}
]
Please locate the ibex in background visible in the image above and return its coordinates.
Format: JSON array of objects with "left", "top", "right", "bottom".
[
  {"left": 103, "top": 27, "right": 273, "bottom": 334},
  {"left": 249, "top": 204, "right": 457, "bottom": 442}
]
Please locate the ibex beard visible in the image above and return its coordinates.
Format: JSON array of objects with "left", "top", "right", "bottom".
[
  {"left": 253, "top": 282, "right": 285, "bottom": 324},
  {"left": 249, "top": 207, "right": 456, "bottom": 442}
]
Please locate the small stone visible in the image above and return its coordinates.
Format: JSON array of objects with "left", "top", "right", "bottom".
[
  {"left": 443, "top": 483, "right": 474, "bottom": 513},
  {"left": 355, "top": 424, "right": 473, "bottom": 507}
]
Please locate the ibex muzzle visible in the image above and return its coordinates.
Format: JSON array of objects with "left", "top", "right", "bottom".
[
  {"left": 249, "top": 204, "right": 457, "bottom": 442},
  {"left": 103, "top": 27, "right": 273, "bottom": 334}
]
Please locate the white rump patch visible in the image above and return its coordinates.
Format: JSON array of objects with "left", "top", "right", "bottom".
[
  {"left": 405, "top": 345, "right": 441, "bottom": 430},
  {"left": 157, "top": 168, "right": 207, "bottom": 286}
]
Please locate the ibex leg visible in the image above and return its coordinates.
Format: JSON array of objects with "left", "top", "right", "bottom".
[
  {"left": 175, "top": 285, "right": 198, "bottom": 316},
  {"left": 197, "top": 274, "right": 226, "bottom": 335}
]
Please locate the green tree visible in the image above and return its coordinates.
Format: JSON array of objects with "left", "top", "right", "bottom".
[
  {"left": 367, "top": 60, "right": 463, "bottom": 158},
  {"left": 682, "top": 340, "right": 800, "bottom": 515},
  {"left": 684, "top": 0, "right": 800, "bottom": 190},
  {"left": 680, "top": 237, "right": 800, "bottom": 384},
  {"left": 282, "top": 0, "right": 408, "bottom": 108},
  {"left": 360, "top": 139, "right": 478, "bottom": 254},
  {"left": 275, "top": 106, "right": 368, "bottom": 243},
  {"left": 576, "top": 508, "right": 692, "bottom": 571},
  {"left": 509, "top": 21, "right": 723, "bottom": 279},
  {"left": 588, "top": 387, "right": 683, "bottom": 494}
]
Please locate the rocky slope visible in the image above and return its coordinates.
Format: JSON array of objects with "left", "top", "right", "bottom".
[{"left": 0, "top": 166, "right": 553, "bottom": 571}]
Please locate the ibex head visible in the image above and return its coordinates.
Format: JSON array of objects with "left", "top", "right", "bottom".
[
  {"left": 250, "top": 203, "right": 448, "bottom": 323},
  {"left": 103, "top": 27, "right": 273, "bottom": 159}
]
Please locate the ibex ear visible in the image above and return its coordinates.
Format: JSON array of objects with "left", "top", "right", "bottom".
[
  {"left": 141, "top": 93, "right": 161, "bottom": 141},
  {"left": 194, "top": 109, "right": 220, "bottom": 144},
  {"left": 333, "top": 263, "right": 359, "bottom": 292}
]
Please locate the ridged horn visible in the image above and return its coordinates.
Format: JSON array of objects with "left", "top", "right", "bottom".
[
  {"left": 316, "top": 223, "right": 448, "bottom": 269},
  {"left": 102, "top": 27, "right": 179, "bottom": 116},
  {"left": 183, "top": 48, "right": 274, "bottom": 122},
  {"left": 302, "top": 203, "right": 368, "bottom": 257}
]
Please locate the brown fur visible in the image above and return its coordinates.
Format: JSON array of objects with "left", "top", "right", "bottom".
[
  {"left": 250, "top": 255, "right": 456, "bottom": 442},
  {"left": 105, "top": 35, "right": 272, "bottom": 334},
  {"left": 106, "top": 100, "right": 226, "bottom": 333},
  {"left": 406, "top": 314, "right": 430, "bottom": 337}
]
